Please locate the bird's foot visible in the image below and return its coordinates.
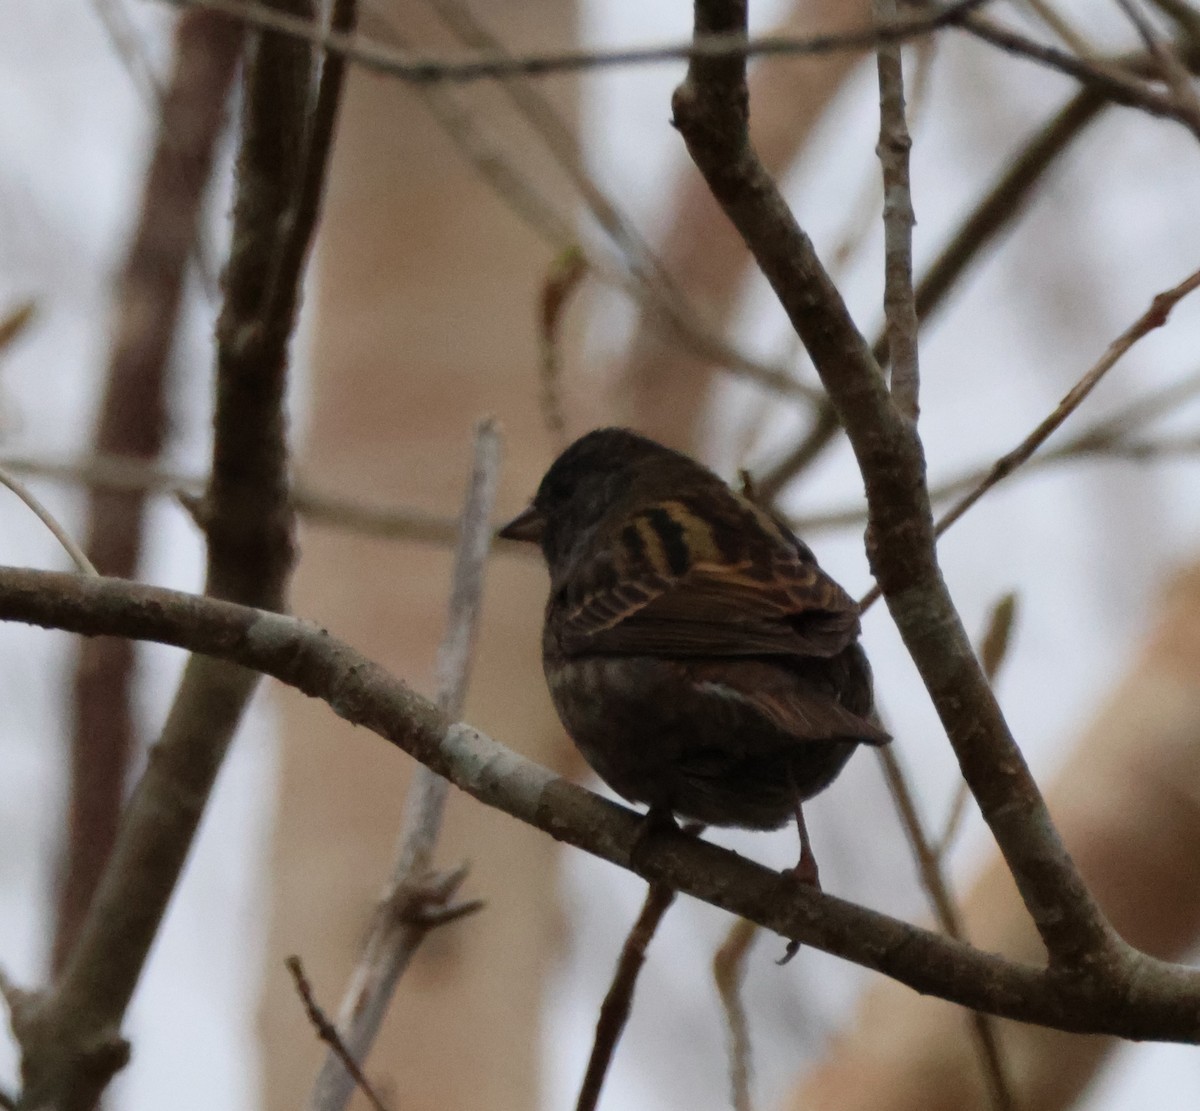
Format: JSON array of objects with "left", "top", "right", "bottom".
[
  {"left": 777, "top": 821, "right": 822, "bottom": 965},
  {"left": 788, "top": 840, "right": 821, "bottom": 890}
]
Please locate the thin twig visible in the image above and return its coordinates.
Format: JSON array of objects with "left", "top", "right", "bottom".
[
  {"left": 874, "top": 0, "right": 921, "bottom": 421},
  {"left": 154, "top": 0, "right": 992, "bottom": 83},
  {"left": 938, "top": 593, "right": 1021, "bottom": 856},
  {"left": 858, "top": 267, "right": 1200, "bottom": 608},
  {"left": 757, "top": 87, "right": 1106, "bottom": 500},
  {"left": 575, "top": 884, "right": 678, "bottom": 1111},
  {"left": 955, "top": 11, "right": 1200, "bottom": 136},
  {"left": 0, "top": 466, "right": 98, "bottom": 576},
  {"left": 876, "top": 742, "right": 1016, "bottom": 1111},
  {"left": 828, "top": 26, "right": 937, "bottom": 282},
  {"left": 287, "top": 957, "right": 390, "bottom": 1111},
  {"left": 1019, "top": 0, "right": 1096, "bottom": 55},
  {"left": 1115, "top": 0, "right": 1200, "bottom": 131},
  {"left": 0, "top": 452, "right": 534, "bottom": 551},
  {"left": 932, "top": 266, "right": 1200, "bottom": 539},
  {"left": 794, "top": 365, "right": 1200, "bottom": 532},
  {"left": 309, "top": 421, "right": 502, "bottom": 1111},
  {"left": 713, "top": 917, "right": 758, "bottom": 1111}
]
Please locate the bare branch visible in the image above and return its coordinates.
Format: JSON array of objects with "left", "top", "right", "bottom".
[
  {"left": 1020, "top": 0, "right": 1096, "bottom": 55},
  {"left": 671, "top": 0, "right": 1117, "bottom": 970},
  {"left": 0, "top": 453, "right": 473, "bottom": 546},
  {"left": 713, "top": 918, "right": 758, "bottom": 1111},
  {"left": 875, "top": 743, "right": 1015, "bottom": 1111},
  {"left": 1115, "top": 0, "right": 1200, "bottom": 130},
  {"left": 309, "top": 421, "right": 501, "bottom": 1111},
  {"left": 937, "top": 593, "right": 1021, "bottom": 857},
  {"left": 851, "top": 264, "right": 1200, "bottom": 611},
  {"left": 56, "top": 8, "right": 242, "bottom": 975},
  {"left": 794, "top": 366, "right": 1200, "bottom": 533},
  {"left": 576, "top": 884, "right": 677, "bottom": 1111},
  {"left": 955, "top": 11, "right": 1200, "bottom": 136},
  {"left": 7, "top": 567, "right": 1200, "bottom": 1037},
  {"left": 286, "top": 956, "right": 391, "bottom": 1111},
  {"left": 0, "top": 466, "right": 97, "bottom": 577},
  {"left": 758, "top": 88, "right": 1107, "bottom": 501},
  {"left": 8, "top": 1, "right": 348, "bottom": 1103},
  {"left": 151, "top": 0, "right": 992, "bottom": 84},
  {"left": 874, "top": 0, "right": 921, "bottom": 420},
  {"left": 931, "top": 266, "right": 1200, "bottom": 540}
]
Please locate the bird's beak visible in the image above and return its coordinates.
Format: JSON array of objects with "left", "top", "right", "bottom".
[{"left": 497, "top": 505, "right": 546, "bottom": 544}]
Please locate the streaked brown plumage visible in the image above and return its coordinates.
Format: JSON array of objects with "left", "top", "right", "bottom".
[{"left": 500, "top": 428, "right": 888, "bottom": 877}]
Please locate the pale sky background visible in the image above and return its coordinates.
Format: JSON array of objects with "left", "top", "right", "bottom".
[{"left": 1, "top": 1, "right": 1199, "bottom": 1109}]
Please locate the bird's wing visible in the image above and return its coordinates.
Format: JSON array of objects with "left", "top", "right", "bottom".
[
  {"left": 555, "top": 500, "right": 861, "bottom": 659},
  {"left": 685, "top": 657, "right": 891, "bottom": 746}
]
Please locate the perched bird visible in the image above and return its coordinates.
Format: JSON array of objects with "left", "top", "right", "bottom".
[{"left": 500, "top": 427, "right": 889, "bottom": 884}]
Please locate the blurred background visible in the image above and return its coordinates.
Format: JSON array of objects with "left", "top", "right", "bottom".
[{"left": 1, "top": 0, "right": 1199, "bottom": 1109}]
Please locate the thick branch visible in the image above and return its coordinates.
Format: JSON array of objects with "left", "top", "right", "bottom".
[
  {"left": 2, "top": 568, "right": 1200, "bottom": 1041},
  {"left": 671, "top": 0, "right": 1118, "bottom": 969},
  {"left": 7, "top": 3, "right": 350, "bottom": 1106}
]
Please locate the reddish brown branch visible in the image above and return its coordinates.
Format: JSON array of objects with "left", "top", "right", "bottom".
[
  {"left": 56, "top": 8, "right": 242, "bottom": 975},
  {"left": 286, "top": 957, "right": 390, "bottom": 1111},
  {"left": 576, "top": 885, "right": 678, "bottom": 1111}
]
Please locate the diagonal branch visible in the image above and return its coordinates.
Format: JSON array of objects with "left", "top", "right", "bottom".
[
  {"left": 670, "top": 0, "right": 1119, "bottom": 971},
  {"left": 954, "top": 11, "right": 1200, "bottom": 135},
  {"left": 0, "top": 466, "right": 97, "bottom": 577},
  {"left": 932, "top": 266, "right": 1200, "bottom": 539},
  {"left": 5, "top": 567, "right": 1200, "bottom": 1039}
]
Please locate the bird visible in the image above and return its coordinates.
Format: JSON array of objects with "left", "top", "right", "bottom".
[{"left": 499, "top": 427, "right": 889, "bottom": 886}]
